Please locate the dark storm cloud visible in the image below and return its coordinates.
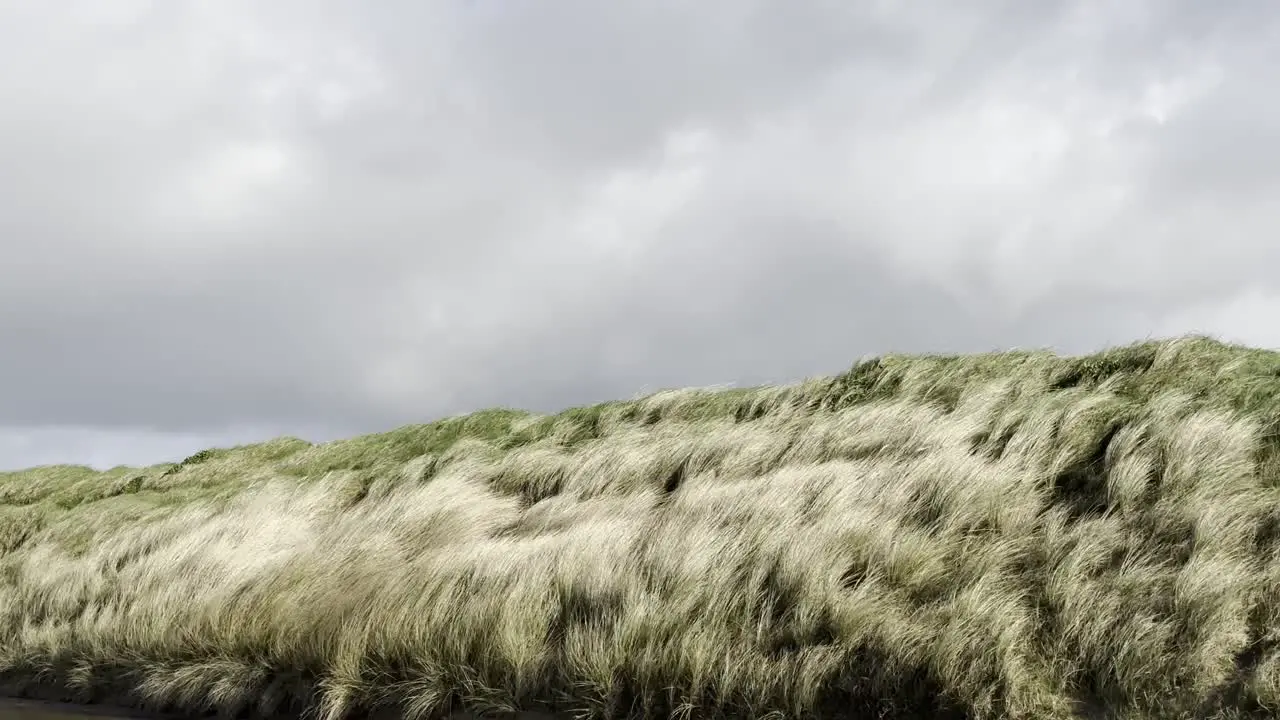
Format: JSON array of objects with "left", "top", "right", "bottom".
[{"left": 2, "top": 0, "right": 1279, "bottom": 470}]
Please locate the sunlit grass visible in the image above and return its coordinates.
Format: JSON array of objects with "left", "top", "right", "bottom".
[{"left": 3, "top": 335, "right": 1280, "bottom": 718}]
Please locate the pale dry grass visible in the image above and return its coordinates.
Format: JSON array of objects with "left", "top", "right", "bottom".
[{"left": 2, "top": 336, "right": 1280, "bottom": 719}]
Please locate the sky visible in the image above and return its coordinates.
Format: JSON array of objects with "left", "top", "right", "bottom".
[{"left": 2, "top": 0, "right": 1279, "bottom": 471}]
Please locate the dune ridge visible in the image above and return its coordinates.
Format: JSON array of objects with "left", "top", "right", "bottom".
[{"left": 3, "top": 336, "right": 1280, "bottom": 719}]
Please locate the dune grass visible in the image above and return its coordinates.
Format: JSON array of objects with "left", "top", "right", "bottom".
[{"left": 3, "top": 335, "right": 1280, "bottom": 719}]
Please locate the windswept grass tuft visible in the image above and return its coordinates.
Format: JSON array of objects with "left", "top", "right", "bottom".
[{"left": 3, "top": 335, "right": 1280, "bottom": 718}]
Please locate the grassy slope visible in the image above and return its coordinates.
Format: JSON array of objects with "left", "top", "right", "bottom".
[{"left": 3, "top": 336, "right": 1280, "bottom": 719}]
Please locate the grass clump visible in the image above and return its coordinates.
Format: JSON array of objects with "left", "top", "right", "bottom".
[{"left": 2, "top": 335, "right": 1280, "bottom": 718}]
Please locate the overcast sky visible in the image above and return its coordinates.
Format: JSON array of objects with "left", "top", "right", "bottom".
[{"left": 2, "top": 0, "right": 1279, "bottom": 471}]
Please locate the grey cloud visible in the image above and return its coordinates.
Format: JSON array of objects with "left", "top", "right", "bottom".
[{"left": 3, "top": 0, "right": 1280, "bottom": 470}]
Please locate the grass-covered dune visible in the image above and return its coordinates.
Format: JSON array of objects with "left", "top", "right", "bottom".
[{"left": 5, "top": 336, "right": 1280, "bottom": 720}]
